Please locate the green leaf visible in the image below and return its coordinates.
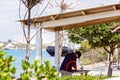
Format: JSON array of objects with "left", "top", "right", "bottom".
[
  {"left": 10, "top": 67, "right": 16, "bottom": 74},
  {"left": 21, "top": 60, "right": 30, "bottom": 70},
  {"left": 0, "top": 51, "right": 6, "bottom": 58}
]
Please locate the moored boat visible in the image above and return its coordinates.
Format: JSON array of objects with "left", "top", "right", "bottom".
[{"left": 46, "top": 46, "right": 73, "bottom": 56}]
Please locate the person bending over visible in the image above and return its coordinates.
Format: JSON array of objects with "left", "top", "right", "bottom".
[{"left": 60, "top": 51, "right": 81, "bottom": 72}]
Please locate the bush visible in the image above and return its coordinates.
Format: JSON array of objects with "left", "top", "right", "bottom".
[
  {"left": 20, "top": 59, "right": 57, "bottom": 80},
  {"left": 0, "top": 50, "right": 16, "bottom": 80},
  {"left": 81, "top": 48, "right": 108, "bottom": 65},
  {"left": 81, "top": 59, "right": 93, "bottom": 65},
  {"left": 57, "top": 75, "right": 107, "bottom": 80},
  {"left": 97, "top": 52, "right": 107, "bottom": 62}
]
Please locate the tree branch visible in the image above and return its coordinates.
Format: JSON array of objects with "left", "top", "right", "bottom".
[{"left": 104, "top": 47, "right": 110, "bottom": 53}]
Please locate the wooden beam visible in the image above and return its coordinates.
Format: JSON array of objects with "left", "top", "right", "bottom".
[
  {"left": 110, "top": 23, "right": 120, "bottom": 32},
  {"left": 36, "top": 25, "right": 42, "bottom": 64},
  {"left": 81, "top": 11, "right": 86, "bottom": 15},
  {"left": 55, "top": 30, "right": 62, "bottom": 71},
  {"left": 19, "top": 3, "right": 120, "bottom": 26},
  {"left": 42, "top": 10, "right": 120, "bottom": 31},
  {"left": 113, "top": 5, "right": 117, "bottom": 10}
]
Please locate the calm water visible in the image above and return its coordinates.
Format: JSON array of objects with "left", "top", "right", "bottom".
[{"left": 4, "top": 49, "right": 64, "bottom": 78}]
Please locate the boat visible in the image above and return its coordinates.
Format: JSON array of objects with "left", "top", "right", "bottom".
[{"left": 46, "top": 46, "right": 73, "bottom": 56}]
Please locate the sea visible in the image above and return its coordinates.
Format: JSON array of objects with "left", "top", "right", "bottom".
[{"left": 4, "top": 49, "right": 64, "bottom": 78}]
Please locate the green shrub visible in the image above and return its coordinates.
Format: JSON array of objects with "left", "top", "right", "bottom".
[
  {"left": 81, "top": 48, "right": 108, "bottom": 65},
  {"left": 97, "top": 52, "right": 107, "bottom": 62},
  {"left": 20, "top": 60, "right": 32, "bottom": 80},
  {"left": 32, "top": 60, "right": 57, "bottom": 80},
  {"left": 0, "top": 50, "right": 16, "bottom": 80},
  {"left": 57, "top": 75, "right": 107, "bottom": 80},
  {"left": 20, "top": 59, "right": 57, "bottom": 80},
  {"left": 0, "top": 46, "right": 2, "bottom": 49},
  {"left": 81, "top": 59, "right": 93, "bottom": 65}
]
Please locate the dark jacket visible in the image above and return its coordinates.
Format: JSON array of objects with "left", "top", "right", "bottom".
[{"left": 60, "top": 53, "right": 77, "bottom": 72}]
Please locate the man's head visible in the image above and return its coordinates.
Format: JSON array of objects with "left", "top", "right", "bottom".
[{"left": 75, "top": 51, "right": 81, "bottom": 58}]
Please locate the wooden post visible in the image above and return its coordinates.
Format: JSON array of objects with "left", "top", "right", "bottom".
[
  {"left": 36, "top": 25, "right": 42, "bottom": 65},
  {"left": 55, "top": 30, "right": 62, "bottom": 71}
]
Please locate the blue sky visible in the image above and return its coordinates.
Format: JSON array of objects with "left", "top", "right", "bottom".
[{"left": 0, "top": 0, "right": 120, "bottom": 42}]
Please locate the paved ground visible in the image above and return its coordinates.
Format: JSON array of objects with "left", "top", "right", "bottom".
[
  {"left": 105, "top": 77, "right": 120, "bottom": 80},
  {"left": 80, "top": 62, "right": 120, "bottom": 77}
]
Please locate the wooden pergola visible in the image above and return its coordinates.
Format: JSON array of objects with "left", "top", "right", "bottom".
[
  {"left": 19, "top": 3, "right": 120, "bottom": 71},
  {"left": 110, "top": 23, "right": 120, "bottom": 32}
]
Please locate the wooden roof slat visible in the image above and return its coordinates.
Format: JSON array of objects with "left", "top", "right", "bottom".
[
  {"left": 113, "top": 5, "right": 117, "bottom": 10},
  {"left": 19, "top": 3, "right": 120, "bottom": 31},
  {"left": 42, "top": 9, "right": 120, "bottom": 30},
  {"left": 81, "top": 11, "right": 86, "bottom": 15},
  {"left": 110, "top": 23, "right": 120, "bottom": 32}
]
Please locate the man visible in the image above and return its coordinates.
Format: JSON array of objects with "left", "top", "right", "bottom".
[{"left": 60, "top": 51, "right": 81, "bottom": 72}]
